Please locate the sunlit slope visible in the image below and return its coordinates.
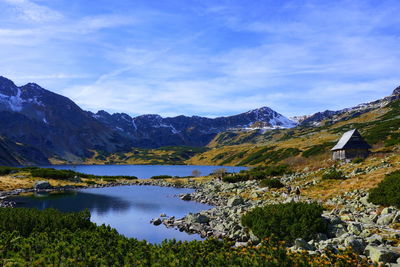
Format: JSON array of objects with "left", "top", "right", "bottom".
[{"left": 187, "top": 100, "right": 400, "bottom": 168}]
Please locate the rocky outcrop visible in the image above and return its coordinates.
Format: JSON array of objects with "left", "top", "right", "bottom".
[
  {"left": 138, "top": 177, "right": 400, "bottom": 265},
  {"left": 34, "top": 181, "right": 52, "bottom": 190}
]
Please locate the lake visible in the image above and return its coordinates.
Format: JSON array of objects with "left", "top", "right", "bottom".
[
  {"left": 39, "top": 164, "right": 247, "bottom": 179},
  {"left": 9, "top": 185, "right": 212, "bottom": 243}
]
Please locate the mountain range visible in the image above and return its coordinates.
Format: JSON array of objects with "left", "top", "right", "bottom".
[{"left": 0, "top": 76, "right": 297, "bottom": 165}]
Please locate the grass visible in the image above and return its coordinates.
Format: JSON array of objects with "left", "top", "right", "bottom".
[
  {"left": 84, "top": 146, "right": 209, "bottom": 165},
  {"left": 303, "top": 153, "right": 400, "bottom": 200},
  {"left": 187, "top": 99, "right": 400, "bottom": 170}
]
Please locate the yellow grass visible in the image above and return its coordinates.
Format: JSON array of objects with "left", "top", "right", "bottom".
[{"left": 303, "top": 154, "right": 400, "bottom": 201}]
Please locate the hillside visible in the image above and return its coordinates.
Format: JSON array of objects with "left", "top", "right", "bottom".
[
  {"left": 0, "top": 76, "right": 296, "bottom": 165},
  {"left": 187, "top": 86, "right": 400, "bottom": 169}
]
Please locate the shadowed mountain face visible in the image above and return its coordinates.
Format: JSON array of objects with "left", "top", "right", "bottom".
[
  {"left": 0, "top": 136, "right": 49, "bottom": 165},
  {"left": 92, "top": 106, "right": 296, "bottom": 148},
  {"left": 0, "top": 76, "right": 133, "bottom": 162},
  {"left": 0, "top": 76, "right": 296, "bottom": 164}
]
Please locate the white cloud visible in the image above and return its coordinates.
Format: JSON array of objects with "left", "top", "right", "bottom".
[
  {"left": 2, "top": 0, "right": 62, "bottom": 22},
  {"left": 1, "top": 0, "right": 400, "bottom": 118}
]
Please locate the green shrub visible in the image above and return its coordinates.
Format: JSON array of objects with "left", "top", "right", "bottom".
[
  {"left": 223, "top": 165, "right": 290, "bottom": 183},
  {"left": 259, "top": 179, "right": 284, "bottom": 189},
  {"left": 0, "top": 208, "right": 365, "bottom": 265},
  {"left": 322, "top": 168, "right": 346, "bottom": 180},
  {"left": 0, "top": 166, "right": 137, "bottom": 180},
  {"left": 0, "top": 166, "right": 18, "bottom": 175},
  {"left": 351, "top": 157, "right": 364, "bottom": 164},
  {"left": 302, "top": 142, "right": 335, "bottom": 158},
  {"left": 238, "top": 147, "right": 301, "bottom": 166},
  {"left": 151, "top": 175, "right": 173, "bottom": 179},
  {"left": 241, "top": 202, "right": 327, "bottom": 243},
  {"left": 0, "top": 208, "right": 92, "bottom": 236},
  {"left": 368, "top": 170, "right": 400, "bottom": 207}
]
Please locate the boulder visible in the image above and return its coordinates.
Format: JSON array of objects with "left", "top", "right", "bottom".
[
  {"left": 347, "top": 222, "right": 363, "bottom": 235},
  {"left": 227, "top": 196, "right": 244, "bottom": 207},
  {"left": 294, "top": 238, "right": 315, "bottom": 251},
  {"left": 344, "top": 236, "right": 366, "bottom": 254},
  {"left": 365, "top": 234, "right": 383, "bottom": 245},
  {"left": 34, "top": 181, "right": 52, "bottom": 190},
  {"left": 364, "top": 245, "right": 400, "bottom": 263},
  {"left": 152, "top": 218, "right": 162, "bottom": 226},
  {"left": 234, "top": 242, "right": 247, "bottom": 247},
  {"left": 377, "top": 214, "right": 395, "bottom": 225},
  {"left": 196, "top": 214, "right": 210, "bottom": 224},
  {"left": 180, "top": 194, "right": 191, "bottom": 201},
  {"left": 381, "top": 207, "right": 395, "bottom": 215},
  {"left": 185, "top": 213, "right": 210, "bottom": 224}
]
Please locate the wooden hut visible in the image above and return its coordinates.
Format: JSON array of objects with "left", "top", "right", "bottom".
[{"left": 331, "top": 129, "right": 371, "bottom": 160}]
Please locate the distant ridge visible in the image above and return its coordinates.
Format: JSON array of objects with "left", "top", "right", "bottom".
[{"left": 0, "top": 76, "right": 296, "bottom": 163}]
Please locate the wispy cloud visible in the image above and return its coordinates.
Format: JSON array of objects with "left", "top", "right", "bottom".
[
  {"left": 2, "top": 0, "right": 62, "bottom": 22},
  {"left": 1, "top": 0, "right": 400, "bottom": 117}
]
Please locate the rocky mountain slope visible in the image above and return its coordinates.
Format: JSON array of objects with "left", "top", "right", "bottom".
[
  {"left": 0, "top": 77, "right": 136, "bottom": 163},
  {"left": 92, "top": 106, "right": 296, "bottom": 149},
  {"left": 0, "top": 76, "right": 296, "bottom": 164},
  {"left": 187, "top": 85, "right": 400, "bottom": 167},
  {"left": 295, "top": 86, "right": 400, "bottom": 126}
]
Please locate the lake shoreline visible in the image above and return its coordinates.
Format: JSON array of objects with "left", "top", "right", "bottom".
[{"left": 2, "top": 176, "right": 400, "bottom": 265}]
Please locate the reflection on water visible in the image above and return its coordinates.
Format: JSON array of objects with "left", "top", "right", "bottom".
[
  {"left": 12, "top": 191, "right": 131, "bottom": 214},
  {"left": 10, "top": 185, "right": 212, "bottom": 243}
]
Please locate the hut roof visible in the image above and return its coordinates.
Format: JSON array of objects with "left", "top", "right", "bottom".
[{"left": 331, "top": 129, "right": 371, "bottom": 151}]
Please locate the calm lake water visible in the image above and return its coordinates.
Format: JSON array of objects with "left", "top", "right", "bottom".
[
  {"left": 39, "top": 164, "right": 247, "bottom": 179},
  {"left": 10, "top": 185, "right": 212, "bottom": 243}
]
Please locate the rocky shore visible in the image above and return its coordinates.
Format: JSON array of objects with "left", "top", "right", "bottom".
[
  {"left": 1, "top": 175, "right": 399, "bottom": 264},
  {"left": 144, "top": 178, "right": 400, "bottom": 265}
]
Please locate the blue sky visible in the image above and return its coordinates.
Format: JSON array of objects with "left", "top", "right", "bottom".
[{"left": 0, "top": 0, "right": 400, "bottom": 118}]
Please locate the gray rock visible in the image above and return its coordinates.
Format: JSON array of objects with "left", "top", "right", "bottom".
[
  {"left": 180, "top": 194, "right": 191, "bottom": 201},
  {"left": 249, "top": 230, "right": 260, "bottom": 243},
  {"left": 294, "top": 238, "right": 315, "bottom": 251},
  {"left": 344, "top": 236, "right": 366, "bottom": 254},
  {"left": 152, "top": 218, "right": 162, "bottom": 226},
  {"left": 377, "top": 214, "right": 395, "bottom": 225},
  {"left": 34, "top": 181, "right": 52, "bottom": 190},
  {"left": 392, "top": 212, "right": 400, "bottom": 223},
  {"left": 234, "top": 242, "right": 247, "bottom": 247},
  {"left": 381, "top": 207, "right": 395, "bottom": 215},
  {"left": 329, "top": 223, "right": 348, "bottom": 237},
  {"left": 196, "top": 214, "right": 210, "bottom": 224},
  {"left": 314, "top": 233, "right": 328, "bottom": 241},
  {"left": 227, "top": 196, "right": 244, "bottom": 207},
  {"left": 364, "top": 245, "right": 400, "bottom": 263},
  {"left": 365, "top": 234, "right": 383, "bottom": 245},
  {"left": 347, "top": 222, "right": 363, "bottom": 235}
]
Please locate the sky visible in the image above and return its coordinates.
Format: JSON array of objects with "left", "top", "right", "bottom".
[{"left": 0, "top": 0, "right": 400, "bottom": 118}]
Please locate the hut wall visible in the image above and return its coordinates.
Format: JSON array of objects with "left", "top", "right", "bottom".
[
  {"left": 332, "top": 149, "right": 369, "bottom": 160},
  {"left": 344, "top": 149, "right": 369, "bottom": 159},
  {"left": 332, "top": 150, "right": 346, "bottom": 160}
]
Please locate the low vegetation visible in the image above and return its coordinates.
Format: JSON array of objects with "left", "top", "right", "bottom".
[
  {"left": 368, "top": 170, "right": 400, "bottom": 208},
  {"left": 301, "top": 142, "right": 335, "bottom": 158},
  {"left": 88, "top": 146, "right": 210, "bottom": 165},
  {"left": 223, "top": 165, "right": 289, "bottom": 183},
  {"left": 0, "top": 207, "right": 365, "bottom": 266},
  {"left": 0, "top": 166, "right": 137, "bottom": 181},
  {"left": 259, "top": 178, "right": 284, "bottom": 189},
  {"left": 241, "top": 202, "right": 328, "bottom": 243},
  {"left": 321, "top": 167, "right": 346, "bottom": 180},
  {"left": 238, "top": 147, "right": 301, "bottom": 166},
  {"left": 151, "top": 175, "right": 173, "bottom": 179}
]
